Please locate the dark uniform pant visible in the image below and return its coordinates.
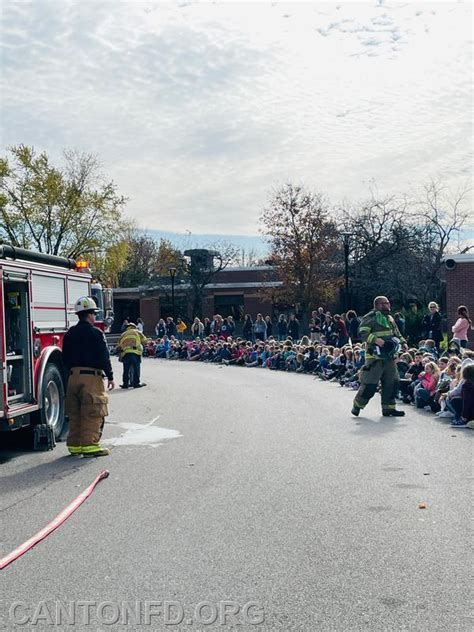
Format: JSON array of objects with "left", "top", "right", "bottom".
[
  {"left": 353, "top": 358, "right": 399, "bottom": 412},
  {"left": 122, "top": 353, "right": 141, "bottom": 387},
  {"left": 66, "top": 368, "right": 109, "bottom": 455}
]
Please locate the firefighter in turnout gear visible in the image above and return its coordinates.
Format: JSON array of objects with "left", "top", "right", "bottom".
[
  {"left": 63, "top": 297, "right": 115, "bottom": 456},
  {"left": 117, "top": 322, "right": 148, "bottom": 389},
  {"left": 352, "top": 296, "right": 406, "bottom": 417}
]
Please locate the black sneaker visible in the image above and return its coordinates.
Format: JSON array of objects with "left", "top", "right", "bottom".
[
  {"left": 382, "top": 409, "right": 405, "bottom": 417},
  {"left": 120, "top": 384, "right": 129, "bottom": 389},
  {"left": 133, "top": 383, "right": 147, "bottom": 388},
  {"left": 351, "top": 406, "right": 360, "bottom": 417}
]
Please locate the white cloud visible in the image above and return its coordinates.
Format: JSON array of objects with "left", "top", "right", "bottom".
[{"left": 1, "top": 0, "right": 472, "bottom": 235}]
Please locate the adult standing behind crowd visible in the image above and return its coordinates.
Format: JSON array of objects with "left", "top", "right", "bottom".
[
  {"left": 321, "top": 313, "right": 336, "bottom": 346},
  {"left": 176, "top": 317, "right": 187, "bottom": 341},
  {"left": 451, "top": 305, "right": 472, "bottom": 349},
  {"left": 394, "top": 312, "right": 405, "bottom": 337},
  {"left": 210, "top": 314, "right": 223, "bottom": 337},
  {"left": 346, "top": 310, "right": 361, "bottom": 344},
  {"left": 351, "top": 295, "right": 406, "bottom": 418},
  {"left": 253, "top": 313, "right": 267, "bottom": 341},
  {"left": 277, "top": 314, "right": 287, "bottom": 341},
  {"left": 155, "top": 318, "right": 166, "bottom": 338},
  {"left": 117, "top": 322, "right": 147, "bottom": 389},
  {"left": 265, "top": 315, "right": 273, "bottom": 338},
  {"left": 334, "top": 314, "right": 349, "bottom": 347},
  {"left": 63, "top": 297, "right": 114, "bottom": 457},
  {"left": 422, "top": 302, "right": 443, "bottom": 351},
  {"left": 287, "top": 314, "right": 300, "bottom": 341},
  {"left": 309, "top": 315, "right": 321, "bottom": 343},
  {"left": 243, "top": 314, "right": 253, "bottom": 341},
  {"left": 221, "top": 316, "right": 235, "bottom": 339},
  {"left": 166, "top": 317, "right": 177, "bottom": 337},
  {"left": 405, "top": 303, "right": 423, "bottom": 347},
  {"left": 191, "top": 317, "right": 204, "bottom": 339},
  {"left": 137, "top": 317, "right": 144, "bottom": 333}
]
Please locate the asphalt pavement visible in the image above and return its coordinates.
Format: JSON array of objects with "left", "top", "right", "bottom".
[{"left": 0, "top": 357, "right": 472, "bottom": 631}]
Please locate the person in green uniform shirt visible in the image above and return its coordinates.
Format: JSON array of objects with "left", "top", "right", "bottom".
[{"left": 352, "top": 296, "right": 406, "bottom": 417}]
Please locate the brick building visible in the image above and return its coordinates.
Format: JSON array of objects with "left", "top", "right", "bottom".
[
  {"left": 112, "top": 254, "right": 474, "bottom": 342},
  {"left": 112, "top": 266, "right": 283, "bottom": 335},
  {"left": 442, "top": 253, "right": 474, "bottom": 347}
]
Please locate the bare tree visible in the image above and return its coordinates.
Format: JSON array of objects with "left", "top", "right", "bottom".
[
  {"left": 260, "top": 183, "right": 341, "bottom": 314},
  {"left": 237, "top": 247, "right": 261, "bottom": 267},
  {"left": 184, "top": 242, "right": 239, "bottom": 317},
  {"left": 413, "top": 179, "right": 472, "bottom": 302},
  {"left": 339, "top": 179, "right": 472, "bottom": 311}
]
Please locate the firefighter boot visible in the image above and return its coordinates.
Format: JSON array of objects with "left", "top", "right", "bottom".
[{"left": 83, "top": 447, "right": 110, "bottom": 457}]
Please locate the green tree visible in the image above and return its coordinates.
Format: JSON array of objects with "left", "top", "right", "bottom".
[
  {"left": 155, "top": 238, "right": 185, "bottom": 277},
  {"left": 89, "top": 240, "right": 130, "bottom": 288},
  {"left": 118, "top": 236, "right": 184, "bottom": 287},
  {"left": 0, "top": 145, "right": 130, "bottom": 258},
  {"left": 260, "top": 183, "right": 341, "bottom": 314}
]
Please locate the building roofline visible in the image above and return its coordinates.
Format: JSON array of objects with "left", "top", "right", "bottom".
[
  {"left": 442, "top": 253, "right": 474, "bottom": 263},
  {"left": 205, "top": 281, "right": 283, "bottom": 289},
  {"left": 112, "top": 280, "right": 283, "bottom": 294},
  {"left": 222, "top": 265, "right": 275, "bottom": 272}
]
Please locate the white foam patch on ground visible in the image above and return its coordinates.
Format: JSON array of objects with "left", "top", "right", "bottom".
[{"left": 104, "top": 417, "right": 182, "bottom": 448}]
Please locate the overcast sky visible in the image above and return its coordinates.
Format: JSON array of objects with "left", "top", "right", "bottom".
[{"left": 1, "top": 1, "right": 472, "bottom": 236}]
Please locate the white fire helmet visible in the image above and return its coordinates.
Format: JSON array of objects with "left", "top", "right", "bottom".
[{"left": 74, "top": 296, "right": 99, "bottom": 314}]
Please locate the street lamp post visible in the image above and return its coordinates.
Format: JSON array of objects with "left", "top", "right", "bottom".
[
  {"left": 342, "top": 233, "right": 350, "bottom": 311},
  {"left": 169, "top": 267, "right": 177, "bottom": 320}
]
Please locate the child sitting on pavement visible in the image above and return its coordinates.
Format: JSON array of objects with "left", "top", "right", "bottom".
[
  {"left": 414, "top": 361, "right": 440, "bottom": 411},
  {"left": 460, "top": 364, "right": 474, "bottom": 429},
  {"left": 450, "top": 361, "right": 474, "bottom": 428}
]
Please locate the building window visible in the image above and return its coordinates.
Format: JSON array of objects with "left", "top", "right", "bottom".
[{"left": 213, "top": 294, "right": 245, "bottom": 321}]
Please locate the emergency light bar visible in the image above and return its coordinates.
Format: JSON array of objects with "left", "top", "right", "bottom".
[{"left": 75, "top": 259, "right": 90, "bottom": 271}]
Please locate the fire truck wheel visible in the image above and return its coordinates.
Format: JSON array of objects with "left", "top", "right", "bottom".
[{"left": 39, "top": 363, "right": 66, "bottom": 439}]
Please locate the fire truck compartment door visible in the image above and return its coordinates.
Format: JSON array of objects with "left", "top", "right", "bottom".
[
  {"left": 2, "top": 270, "right": 29, "bottom": 281},
  {"left": 67, "top": 278, "right": 90, "bottom": 327},
  {"left": 31, "top": 273, "right": 67, "bottom": 329},
  {"left": 2, "top": 273, "right": 34, "bottom": 409}
]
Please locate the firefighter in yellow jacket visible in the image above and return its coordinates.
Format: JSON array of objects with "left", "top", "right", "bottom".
[
  {"left": 117, "top": 322, "right": 148, "bottom": 389},
  {"left": 63, "top": 297, "right": 115, "bottom": 457},
  {"left": 352, "top": 296, "right": 406, "bottom": 417}
]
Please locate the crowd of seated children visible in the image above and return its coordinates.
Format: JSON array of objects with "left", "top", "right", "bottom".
[{"left": 141, "top": 332, "right": 474, "bottom": 429}]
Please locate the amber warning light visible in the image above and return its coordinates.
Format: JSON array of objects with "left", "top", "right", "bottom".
[{"left": 75, "top": 259, "right": 90, "bottom": 271}]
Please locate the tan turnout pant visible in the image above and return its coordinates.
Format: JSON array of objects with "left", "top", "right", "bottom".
[{"left": 66, "top": 368, "right": 109, "bottom": 455}]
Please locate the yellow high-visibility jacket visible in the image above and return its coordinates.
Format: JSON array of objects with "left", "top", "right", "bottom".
[{"left": 117, "top": 327, "right": 147, "bottom": 356}]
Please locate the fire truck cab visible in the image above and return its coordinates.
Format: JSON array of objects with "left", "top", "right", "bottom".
[{"left": 0, "top": 245, "right": 113, "bottom": 449}]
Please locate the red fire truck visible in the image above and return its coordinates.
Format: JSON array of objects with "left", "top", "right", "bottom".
[{"left": 0, "top": 245, "right": 113, "bottom": 449}]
